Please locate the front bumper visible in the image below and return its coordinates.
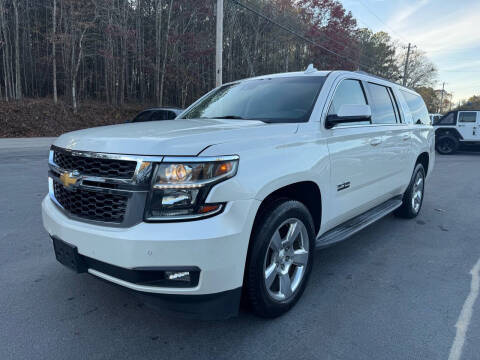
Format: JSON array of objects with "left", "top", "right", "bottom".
[{"left": 42, "top": 196, "right": 260, "bottom": 317}]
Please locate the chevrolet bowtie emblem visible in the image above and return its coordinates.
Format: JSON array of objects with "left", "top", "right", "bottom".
[{"left": 59, "top": 170, "right": 80, "bottom": 188}]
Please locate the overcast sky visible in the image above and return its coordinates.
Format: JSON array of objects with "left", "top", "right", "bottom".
[{"left": 341, "top": 0, "right": 480, "bottom": 103}]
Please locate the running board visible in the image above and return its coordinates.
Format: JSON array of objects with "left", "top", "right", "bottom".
[{"left": 315, "top": 197, "right": 403, "bottom": 249}]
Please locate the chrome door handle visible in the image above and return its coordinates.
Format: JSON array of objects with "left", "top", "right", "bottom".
[{"left": 370, "top": 138, "right": 382, "bottom": 146}]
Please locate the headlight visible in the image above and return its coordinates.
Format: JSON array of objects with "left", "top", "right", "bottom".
[{"left": 145, "top": 156, "right": 239, "bottom": 221}]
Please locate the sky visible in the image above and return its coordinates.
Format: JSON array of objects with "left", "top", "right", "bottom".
[{"left": 341, "top": 0, "right": 480, "bottom": 103}]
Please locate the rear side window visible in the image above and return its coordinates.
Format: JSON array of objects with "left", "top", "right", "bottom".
[
  {"left": 150, "top": 111, "right": 168, "bottom": 121},
  {"left": 400, "top": 90, "right": 430, "bottom": 125},
  {"left": 459, "top": 112, "right": 477, "bottom": 123},
  {"left": 328, "top": 79, "right": 369, "bottom": 126},
  {"left": 132, "top": 111, "right": 152, "bottom": 123},
  {"left": 166, "top": 111, "right": 177, "bottom": 120},
  {"left": 367, "top": 83, "right": 398, "bottom": 124},
  {"left": 435, "top": 112, "right": 456, "bottom": 125}
]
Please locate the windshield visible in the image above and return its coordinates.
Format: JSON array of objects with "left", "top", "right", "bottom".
[{"left": 181, "top": 76, "right": 326, "bottom": 123}]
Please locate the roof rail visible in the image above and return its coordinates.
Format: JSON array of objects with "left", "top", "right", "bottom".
[{"left": 354, "top": 70, "right": 396, "bottom": 84}]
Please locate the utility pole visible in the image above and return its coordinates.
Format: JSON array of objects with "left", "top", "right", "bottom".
[
  {"left": 439, "top": 82, "right": 446, "bottom": 113},
  {"left": 215, "top": 0, "right": 223, "bottom": 88},
  {"left": 402, "top": 43, "right": 416, "bottom": 87}
]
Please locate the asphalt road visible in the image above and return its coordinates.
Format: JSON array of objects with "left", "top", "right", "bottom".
[{"left": 1, "top": 143, "right": 480, "bottom": 360}]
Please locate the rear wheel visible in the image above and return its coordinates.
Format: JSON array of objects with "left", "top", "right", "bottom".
[
  {"left": 395, "top": 163, "right": 426, "bottom": 219},
  {"left": 436, "top": 136, "right": 458, "bottom": 155},
  {"left": 245, "top": 200, "right": 315, "bottom": 318}
]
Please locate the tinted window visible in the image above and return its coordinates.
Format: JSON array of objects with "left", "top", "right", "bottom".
[
  {"left": 328, "top": 79, "right": 369, "bottom": 126},
  {"left": 435, "top": 112, "right": 455, "bottom": 125},
  {"left": 400, "top": 90, "right": 430, "bottom": 125},
  {"left": 329, "top": 80, "right": 367, "bottom": 113},
  {"left": 181, "top": 77, "right": 325, "bottom": 123},
  {"left": 367, "top": 83, "right": 397, "bottom": 124},
  {"left": 459, "top": 112, "right": 477, "bottom": 123},
  {"left": 149, "top": 111, "right": 166, "bottom": 121},
  {"left": 132, "top": 111, "right": 152, "bottom": 123},
  {"left": 166, "top": 111, "right": 177, "bottom": 120}
]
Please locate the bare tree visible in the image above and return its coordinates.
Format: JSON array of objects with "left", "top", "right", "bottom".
[
  {"left": 159, "top": 0, "right": 173, "bottom": 106},
  {"left": 154, "top": 0, "right": 163, "bottom": 105},
  {"left": 12, "top": 0, "right": 21, "bottom": 99},
  {"left": 52, "top": 0, "right": 58, "bottom": 104}
]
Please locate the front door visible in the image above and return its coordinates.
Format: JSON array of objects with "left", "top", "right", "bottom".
[
  {"left": 325, "top": 78, "right": 386, "bottom": 228},
  {"left": 457, "top": 111, "right": 479, "bottom": 141}
]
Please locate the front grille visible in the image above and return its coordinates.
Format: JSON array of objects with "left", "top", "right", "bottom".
[
  {"left": 54, "top": 182, "right": 128, "bottom": 223},
  {"left": 53, "top": 149, "right": 137, "bottom": 179}
]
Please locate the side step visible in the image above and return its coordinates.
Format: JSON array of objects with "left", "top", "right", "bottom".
[{"left": 315, "top": 197, "right": 403, "bottom": 249}]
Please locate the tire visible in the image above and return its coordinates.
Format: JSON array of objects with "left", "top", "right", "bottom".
[
  {"left": 436, "top": 136, "right": 459, "bottom": 155},
  {"left": 245, "top": 199, "right": 315, "bottom": 318},
  {"left": 395, "top": 163, "right": 426, "bottom": 219}
]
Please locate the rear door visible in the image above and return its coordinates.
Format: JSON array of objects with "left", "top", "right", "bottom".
[
  {"left": 365, "top": 82, "right": 412, "bottom": 195},
  {"left": 457, "top": 111, "right": 479, "bottom": 141}
]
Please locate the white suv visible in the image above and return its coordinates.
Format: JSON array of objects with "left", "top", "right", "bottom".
[{"left": 42, "top": 69, "right": 435, "bottom": 319}]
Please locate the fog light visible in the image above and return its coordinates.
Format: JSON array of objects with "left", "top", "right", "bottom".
[{"left": 165, "top": 271, "right": 191, "bottom": 282}]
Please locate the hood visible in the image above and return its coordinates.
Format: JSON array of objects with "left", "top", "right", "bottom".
[{"left": 53, "top": 119, "right": 299, "bottom": 156}]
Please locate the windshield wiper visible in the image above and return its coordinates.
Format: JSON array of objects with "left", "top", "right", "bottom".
[{"left": 212, "top": 115, "right": 244, "bottom": 119}]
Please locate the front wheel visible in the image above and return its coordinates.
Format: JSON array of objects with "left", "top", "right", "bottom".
[
  {"left": 395, "top": 163, "right": 426, "bottom": 219},
  {"left": 245, "top": 200, "right": 315, "bottom": 318}
]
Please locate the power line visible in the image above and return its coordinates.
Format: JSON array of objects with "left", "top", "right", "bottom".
[
  {"left": 227, "top": 0, "right": 374, "bottom": 73},
  {"left": 229, "top": 0, "right": 362, "bottom": 56},
  {"left": 357, "top": 0, "right": 408, "bottom": 44}
]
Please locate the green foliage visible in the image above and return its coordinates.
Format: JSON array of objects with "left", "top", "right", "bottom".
[
  {"left": 356, "top": 28, "right": 400, "bottom": 79},
  {"left": 455, "top": 95, "right": 480, "bottom": 110}
]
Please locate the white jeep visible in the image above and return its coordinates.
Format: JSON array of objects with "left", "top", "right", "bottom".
[
  {"left": 42, "top": 68, "right": 435, "bottom": 319},
  {"left": 434, "top": 110, "right": 480, "bottom": 154}
]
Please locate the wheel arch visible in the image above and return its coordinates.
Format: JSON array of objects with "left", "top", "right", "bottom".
[
  {"left": 416, "top": 152, "right": 430, "bottom": 175},
  {"left": 435, "top": 127, "right": 463, "bottom": 140},
  {"left": 252, "top": 181, "right": 322, "bottom": 236}
]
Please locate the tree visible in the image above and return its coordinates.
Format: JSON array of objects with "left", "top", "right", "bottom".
[
  {"left": 0, "top": 0, "right": 440, "bottom": 111},
  {"left": 357, "top": 29, "right": 400, "bottom": 79},
  {"left": 399, "top": 50, "right": 437, "bottom": 88},
  {"left": 415, "top": 87, "right": 437, "bottom": 113},
  {"left": 12, "top": 0, "right": 21, "bottom": 99},
  {"left": 455, "top": 95, "right": 480, "bottom": 110},
  {"left": 52, "top": 0, "right": 58, "bottom": 104}
]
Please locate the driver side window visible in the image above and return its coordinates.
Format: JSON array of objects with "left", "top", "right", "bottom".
[{"left": 328, "top": 79, "right": 369, "bottom": 126}]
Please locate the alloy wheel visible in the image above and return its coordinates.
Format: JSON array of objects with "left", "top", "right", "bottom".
[
  {"left": 411, "top": 171, "right": 424, "bottom": 213},
  {"left": 263, "top": 218, "right": 310, "bottom": 302}
]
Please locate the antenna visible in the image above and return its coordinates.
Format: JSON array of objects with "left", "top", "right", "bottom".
[{"left": 304, "top": 64, "right": 317, "bottom": 74}]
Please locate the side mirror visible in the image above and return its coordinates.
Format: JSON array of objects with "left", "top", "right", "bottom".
[{"left": 325, "top": 104, "right": 372, "bottom": 129}]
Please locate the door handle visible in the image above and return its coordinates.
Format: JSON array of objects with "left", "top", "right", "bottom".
[
  {"left": 402, "top": 134, "right": 410, "bottom": 141},
  {"left": 370, "top": 138, "right": 382, "bottom": 146}
]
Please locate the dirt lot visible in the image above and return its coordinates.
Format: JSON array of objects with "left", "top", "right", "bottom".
[{"left": 0, "top": 98, "right": 150, "bottom": 137}]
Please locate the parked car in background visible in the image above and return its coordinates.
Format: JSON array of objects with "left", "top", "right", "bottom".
[
  {"left": 42, "top": 68, "right": 434, "bottom": 319},
  {"left": 433, "top": 110, "right": 480, "bottom": 154},
  {"left": 429, "top": 113, "right": 442, "bottom": 124},
  {"left": 129, "top": 107, "right": 183, "bottom": 123}
]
